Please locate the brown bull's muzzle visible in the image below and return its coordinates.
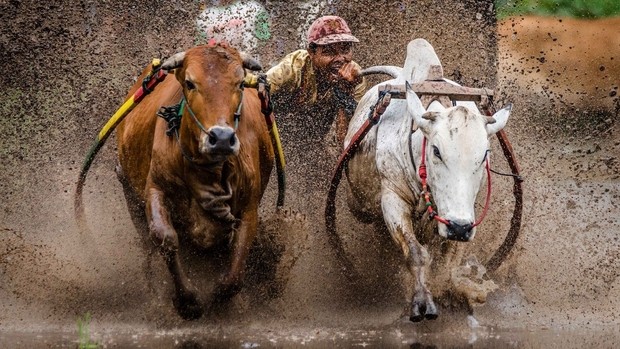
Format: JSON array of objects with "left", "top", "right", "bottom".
[{"left": 200, "top": 126, "right": 240, "bottom": 158}]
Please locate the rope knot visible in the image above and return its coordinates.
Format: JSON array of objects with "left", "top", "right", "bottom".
[
  {"left": 157, "top": 102, "right": 183, "bottom": 137},
  {"left": 418, "top": 163, "right": 427, "bottom": 179}
]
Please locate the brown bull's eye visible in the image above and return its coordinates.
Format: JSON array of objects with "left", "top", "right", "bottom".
[{"left": 185, "top": 80, "right": 196, "bottom": 90}]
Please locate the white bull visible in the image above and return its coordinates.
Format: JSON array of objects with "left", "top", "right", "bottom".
[{"left": 343, "top": 39, "right": 512, "bottom": 321}]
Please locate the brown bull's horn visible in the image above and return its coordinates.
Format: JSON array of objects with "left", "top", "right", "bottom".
[
  {"left": 361, "top": 65, "right": 402, "bottom": 79},
  {"left": 240, "top": 52, "right": 262, "bottom": 71},
  {"left": 486, "top": 117, "right": 497, "bottom": 124},
  {"left": 162, "top": 51, "right": 186, "bottom": 71}
]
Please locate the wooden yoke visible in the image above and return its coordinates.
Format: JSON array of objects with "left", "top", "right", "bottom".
[{"left": 377, "top": 65, "right": 494, "bottom": 109}]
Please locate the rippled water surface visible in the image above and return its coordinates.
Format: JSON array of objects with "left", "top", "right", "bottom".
[{"left": 2, "top": 325, "right": 619, "bottom": 348}]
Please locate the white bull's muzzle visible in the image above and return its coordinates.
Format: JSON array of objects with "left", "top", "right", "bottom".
[{"left": 441, "top": 219, "right": 476, "bottom": 242}]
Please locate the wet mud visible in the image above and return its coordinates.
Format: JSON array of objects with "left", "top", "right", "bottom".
[{"left": 1, "top": 0, "right": 619, "bottom": 347}]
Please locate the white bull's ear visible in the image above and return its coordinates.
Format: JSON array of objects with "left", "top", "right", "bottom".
[
  {"left": 486, "top": 103, "right": 512, "bottom": 135},
  {"left": 406, "top": 81, "right": 430, "bottom": 130},
  {"left": 162, "top": 51, "right": 186, "bottom": 71}
]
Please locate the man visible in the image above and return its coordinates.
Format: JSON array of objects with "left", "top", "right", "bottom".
[{"left": 266, "top": 15, "right": 367, "bottom": 146}]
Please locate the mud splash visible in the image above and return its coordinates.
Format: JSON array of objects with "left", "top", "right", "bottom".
[{"left": 1, "top": 0, "right": 619, "bottom": 344}]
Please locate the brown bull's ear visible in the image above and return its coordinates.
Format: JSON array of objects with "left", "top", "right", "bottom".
[
  {"left": 240, "top": 52, "right": 262, "bottom": 71},
  {"left": 161, "top": 51, "right": 186, "bottom": 71}
]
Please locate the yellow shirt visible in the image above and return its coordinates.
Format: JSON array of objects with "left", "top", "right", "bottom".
[{"left": 266, "top": 49, "right": 367, "bottom": 111}]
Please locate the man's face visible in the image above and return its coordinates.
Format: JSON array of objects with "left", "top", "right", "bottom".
[{"left": 309, "top": 42, "right": 353, "bottom": 83}]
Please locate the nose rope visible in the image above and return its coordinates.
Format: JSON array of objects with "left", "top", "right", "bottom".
[
  {"left": 182, "top": 83, "right": 244, "bottom": 133},
  {"left": 181, "top": 97, "right": 210, "bottom": 135},
  {"left": 418, "top": 138, "right": 451, "bottom": 225},
  {"left": 472, "top": 155, "right": 492, "bottom": 228},
  {"left": 166, "top": 87, "right": 243, "bottom": 164},
  {"left": 418, "top": 137, "right": 492, "bottom": 227}
]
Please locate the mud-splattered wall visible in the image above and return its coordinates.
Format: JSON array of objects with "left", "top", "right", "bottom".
[{"left": 1, "top": 0, "right": 618, "bottom": 336}]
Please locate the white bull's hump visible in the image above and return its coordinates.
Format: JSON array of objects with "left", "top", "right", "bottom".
[
  {"left": 346, "top": 37, "right": 444, "bottom": 143},
  {"left": 404, "top": 38, "right": 443, "bottom": 83}
]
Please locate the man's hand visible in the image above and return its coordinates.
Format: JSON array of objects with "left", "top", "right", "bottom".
[{"left": 337, "top": 62, "right": 363, "bottom": 93}]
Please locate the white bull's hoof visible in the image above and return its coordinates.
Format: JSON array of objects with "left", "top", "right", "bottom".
[{"left": 410, "top": 293, "right": 438, "bottom": 322}]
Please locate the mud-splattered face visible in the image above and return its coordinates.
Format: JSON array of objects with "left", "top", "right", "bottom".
[{"left": 309, "top": 42, "right": 353, "bottom": 84}]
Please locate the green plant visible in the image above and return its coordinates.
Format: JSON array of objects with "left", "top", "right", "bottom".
[
  {"left": 76, "top": 313, "right": 99, "bottom": 349},
  {"left": 496, "top": 0, "right": 620, "bottom": 19}
]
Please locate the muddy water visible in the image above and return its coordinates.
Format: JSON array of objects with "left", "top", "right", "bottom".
[
  {"left": 2, "top": 325, "right": 620, "bottom": 348},
  {"left": 1, "top": 0, "right": 619, "bottom": 347}
]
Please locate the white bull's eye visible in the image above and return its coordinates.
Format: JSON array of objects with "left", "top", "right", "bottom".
[{"left": 433, "top": 145, "right": 442, "bottom": 161}]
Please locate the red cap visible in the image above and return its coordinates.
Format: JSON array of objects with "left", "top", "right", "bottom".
[{"left": 307, "top": 16, "right": 359, "bottom": 45}]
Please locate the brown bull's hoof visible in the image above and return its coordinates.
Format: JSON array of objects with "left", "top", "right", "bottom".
[
  {"left": 213, "top": 282, "right": 243, "bottom": 302},
  {"left": 173, "top": 292, "right": 204, "bottom": 321}
]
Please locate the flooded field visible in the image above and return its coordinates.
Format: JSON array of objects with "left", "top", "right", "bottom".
[{"left": 3, "top": 324, "right": 620, "bottom": 348}]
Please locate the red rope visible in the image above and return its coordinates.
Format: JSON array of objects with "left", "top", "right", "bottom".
[{"left": 472, "top": 157, "right": 492, "bottom": 227}]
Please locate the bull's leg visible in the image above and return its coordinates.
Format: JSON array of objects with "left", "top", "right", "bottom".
[
  {"left": 115, "top": 165, "right": 158, "bottom": 289},
  {"left": 380, "top": 190, "right": 437, "bottom": 322},
  {"left": 146, "top": 186, "right": 203, "bottom": 320},
  {"left": 213, "top": 208, "right": 258, "bottom": 302}
]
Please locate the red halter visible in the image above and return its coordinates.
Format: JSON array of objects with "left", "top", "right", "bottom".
[{"left": 418, "top": 137, "right": 492, "bottom": 228}]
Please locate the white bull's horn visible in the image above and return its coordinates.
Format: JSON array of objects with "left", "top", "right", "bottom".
[
  {"left": 361, "top": 65, "right": 402, "bottom": 78},
  {"left": 162, "top": 51, "right": 186, "bottom": 71},
  {"left": 240, "top": 52, "right": 262, "bottom": 71},
  {"left": 422, "top": 111, "right": 439, "bottom": 121}
]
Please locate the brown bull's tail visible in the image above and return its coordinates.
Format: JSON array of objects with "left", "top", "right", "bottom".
[
  {"left": 74, "top": 138, "right": 106, "bottom": 234},
  {"left": 74, "top": 61, "right": 167, "bottom": 233},
  {"left": 74, "top": 103, "right": 129, "bottom": 234}
]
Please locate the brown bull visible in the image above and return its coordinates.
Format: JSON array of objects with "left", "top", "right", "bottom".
[{"left": 113, "top": 44, "right": 274, "bottom": 320}]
